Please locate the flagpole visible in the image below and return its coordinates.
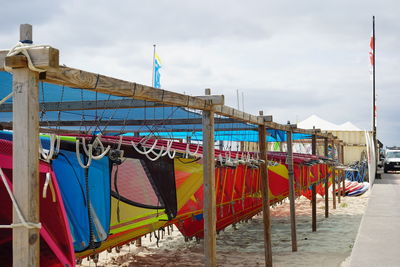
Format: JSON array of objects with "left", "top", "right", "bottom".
[
  {"left": 372, "top": 16, "right": 379, "bottom": 178},
  {"left": 152, "top": 44, "right": 156, "bottom": 87},
  {"left": 372, "top": 16, "right": 376, "bottom": 144}
]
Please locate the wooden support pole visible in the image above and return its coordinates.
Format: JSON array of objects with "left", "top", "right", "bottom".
[
  {"left": 339, "top": 144, "right": 346, "bottom": 197},
  {"left": 286, "top": 130, "right": 297, "bottom": 252},
  {"left": 311, "top": 134, "right": 317, "bottom": 232},
  {"left": 337, "top": 169, "right": 341, "bottom": 203},
  {"left": 202, "top": 89, "right": 216, "bottom": 267},
  {"left": 331, "top": 140, "right": 336, "bottom": 209},
  {"left": 342, "top": 170, "right": 346, "bottom": 197},
  {"left": 332, "top": 168, "right": 336, "bottom": 209},
  {"left": 135, "top": 237, "right": 142, "bottom": 247},
  {"left": 324, "top": 138, "right": 329, "bottom": 218},
  {"left": 12, "top": 24, "right": 40, "bottom": 267},
  {"left": 258, "top": 111, "right": 273, "bottom": 266}
]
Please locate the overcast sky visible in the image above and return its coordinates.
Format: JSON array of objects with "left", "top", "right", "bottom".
[{"left": 1, "top": 0, "right": 399, "bottom": 145}]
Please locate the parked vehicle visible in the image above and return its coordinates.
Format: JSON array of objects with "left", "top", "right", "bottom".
[{"left": 383, "top": 147, "right": 400, "bottom": 173}]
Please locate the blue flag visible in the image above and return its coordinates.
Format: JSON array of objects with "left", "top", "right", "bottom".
[{"left": 153, "top": 53, "right": 162, "bottom": 88}]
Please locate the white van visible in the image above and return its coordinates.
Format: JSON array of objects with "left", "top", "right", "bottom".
[{"left": 383, "top": 147, "right": 400, "bottom": 173}]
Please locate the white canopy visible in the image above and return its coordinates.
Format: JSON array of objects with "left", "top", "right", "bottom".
[{"left": 298, "top": 115, "right": 361, "bottom": 131}]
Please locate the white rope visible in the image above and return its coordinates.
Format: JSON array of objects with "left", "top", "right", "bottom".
[
  {"left": 81, "top": 137, "right": 110, "bottom": 160},
  {"left": 4, "top": 42, "right": 50, "bottom": 73},
  {"left": 76, "top": 140, "right": 93, "bottom": 169},
  {"left": 91, "top": 138, "right": 111, "bottom": 160},
  {"left": 0, "top": 167, "right": 41, "bottom": 229},
  {"left": 117, "top": 135, "right": 123, "bottom": 150},
  {"left": 131, "top": 139, "right": 158, "bottom": 155},
  {"left": 144, "top": 146, "right": 164, "bottom": 161},
  {"left": 0, "top": 92, "right": 13, "bottom": 106},
  {"left": 42, "top": 172, "right": 56, "bottom": 202},
  {"left": 185, "top": 143, "right": 200, "bottom": 158},
  {"left": 161, "top": 140, "right": 173, "bottom": 157},
  {"left": 167, "top": 147, "right": 176, "bottom": 159},
  {"left": 39, "top": 134, "right": 60, "bottom": 162}
]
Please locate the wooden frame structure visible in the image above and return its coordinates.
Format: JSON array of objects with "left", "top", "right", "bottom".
[{"left": 0, "top": 24, "right": 343, "bottom": 267}]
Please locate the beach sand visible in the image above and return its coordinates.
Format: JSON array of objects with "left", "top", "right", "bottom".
[{"left": 80, "top": 191, "right": 369, "bottom": 267}]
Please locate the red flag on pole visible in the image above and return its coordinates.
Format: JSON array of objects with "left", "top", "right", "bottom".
[{"left": 369, "top": 34, "right": 374, "bottom": 66}]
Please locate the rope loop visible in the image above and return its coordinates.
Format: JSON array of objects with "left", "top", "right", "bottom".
[{"left": 4, "top": 42, "right": 50, "bottom": 73}]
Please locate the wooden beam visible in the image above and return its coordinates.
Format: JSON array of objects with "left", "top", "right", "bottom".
[
  {"left": 214, "top": 105, "right": 264, "bottom": 125},
  {"left": 286, "top": 130, "right": 297, "bottom": 252},
  {"left": 196, "top": 95, "right": 224, "bottom": 105},
  {"left": 202, "top": 90, "right": 216, "bottom": 267},
  {"left": 311, "top": 134, "right": 317, "bottom": 232},
  {"left": 2, "top": 62, "right": 340, "bottom": 138},
  {"left": 5, "top": 55, "right": 28, "bottom": 68},
  {"left": 0, "top": 48, "right": 59, "bottom": 71},
  {"left": 258, "top": 111, "right": 273, "bottom": 267},
  {"left": 11, "top": 24, "right": 41, "bottom": 267},
  {"left": 43, "top": 66, "right": 212, "bottom": 109},
  {"left": 1, "top": 55, "right": 343, "bottom": 139}
]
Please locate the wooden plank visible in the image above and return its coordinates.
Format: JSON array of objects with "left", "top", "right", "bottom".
[
  {"left": 286, "top": 130, "right": 297, "bottom": 252},
  {"left": 258, "top": 114, "right": 273, "bottom": 267},
  {"left": 5, "top": 55, "right": 28, "bottom": 68},
  {"left": 2, "top": 62, "right": 341, "bottom": 137},
  {"left": 0, "top": 47, "right": 59, "bottom": 71},
  {"left": 11, "top": 48, "right": 40, "bottom": 267},
  {"left": 2, "top": 60, "right": 343, "bottom": 139},
  {"left": 202, "top": 92, "right": 216, "bottom": 267},
  {"left": 214, "top": 105, "right": 264, "bottom": 125},
  {"left": 196, "top": 95, "right": 224, "bottom": 105},
  {"left": 44, "top": 66, "right": 211, "bottom": 110},
  {"left": 324, "top": 138, "right": 329, "bottom": 218},
  {"left": 311, "top": 135, "right": 317, "bottom": 232}
]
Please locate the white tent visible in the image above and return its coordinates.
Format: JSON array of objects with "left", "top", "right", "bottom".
[
  {"left": 339, "top": 122, "right": 361, "bottom": 131},
  {"left": 298, "top": 115, "right": 361, "bottom": 131}
]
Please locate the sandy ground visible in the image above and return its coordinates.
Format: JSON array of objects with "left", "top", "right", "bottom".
[{"left": 80, "top": 191, "right": 369, "bottom": 267}]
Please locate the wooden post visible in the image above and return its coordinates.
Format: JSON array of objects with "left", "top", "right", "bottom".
[
  {"left": 339, "top": 144, "right": 346, "bottom": 197},
  {"left": 286, "top": 130, "right": 297, "bottom": 252},
  {"left": 332, "top": 168, "right": 336, "bottom": 209},
  {"left": 311, "top": 134, "right": 317, "bottom": 232},
  {"left": 337, "top": 170, "right": 341, "bottom": 203},
  {"left": 331, "top": 140, "right": 336, "bottom": 209},
  {"left": 324, "top": 138, "right": 329, "bottom": 218},
  {"left": 342, "top": 169, "right": 346, "bottom": 197},
  {"left": 135, "top": 238, "right": 142, "bottom": 247},
  {"left": 202, "top": 88, "right": 216, "bottom": 267},
  {"left": 12, "top": 24, "right": 40, "bottom": 267},
  {"left": 258, "top": 111, "right": 273, "bottom": 267}
]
